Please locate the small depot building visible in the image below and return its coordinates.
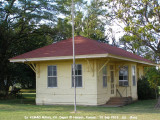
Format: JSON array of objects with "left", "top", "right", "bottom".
[{"left": 10, "top": 36, "right": 156, "bottom": 106}]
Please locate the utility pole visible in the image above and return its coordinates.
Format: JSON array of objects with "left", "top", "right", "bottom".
[{"left": 72, "top": 0, "right": 76, "bottom": 113}]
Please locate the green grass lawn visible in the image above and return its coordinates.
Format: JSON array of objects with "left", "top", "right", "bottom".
[{"left": 0, "top": 90, "right": 160, "bottom": 120}]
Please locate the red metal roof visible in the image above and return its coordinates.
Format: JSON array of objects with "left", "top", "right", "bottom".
[{"left": 10, "top": 36, "right": 152, "bottom": 63}]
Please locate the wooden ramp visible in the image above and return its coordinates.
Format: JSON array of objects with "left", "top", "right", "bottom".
[{"left": 104, "top": 97, "right": 132, "bottom": 107}]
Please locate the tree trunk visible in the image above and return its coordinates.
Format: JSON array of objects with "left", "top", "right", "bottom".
[{"left": 155, "top": 87, "right": 158, "bottom": 99}]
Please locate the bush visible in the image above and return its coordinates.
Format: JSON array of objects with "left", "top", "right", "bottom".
[{"left": 137, "top": 76, "right": 158, "bottom": 100}]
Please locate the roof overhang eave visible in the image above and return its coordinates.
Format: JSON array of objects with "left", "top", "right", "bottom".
[
  {"left": 108, "top": 54, "right": 156, "bottom": 66},
  {"left": 9, "top": 54, "right": 109, "bottom": 63},
  {"left": 9, "top": 53, "right": 157, "bottom": 66}
]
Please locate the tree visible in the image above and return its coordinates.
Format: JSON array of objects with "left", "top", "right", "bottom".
[
  {"left": 106, "top": 0, "right": 160, "bottom": 62},
  {"left": 0, "top": 0, "right": 64, "bottom": 94},
  {"left": 53, "top": 0, "right": 108, "bottom": 42},
  {"left": 49, "top": 0, "right": 86, "bottom": 39},
  {"left": 10, "top": 24, "right": 55, "bottom": 89},
  {"left": 52, "top": 18, "right": 72, "bottom": 42},
  {"left": 137, "top": 76, "right": 157, "bottom": 100},
  {"left": 145, "top": 67, "right": 160, "bottom": 99},
  {"left": 57, "top": 0, "right": 86, "bottom": 36},
  {"left": 82, "top": 0, "right": 107, "bottom": 41}
]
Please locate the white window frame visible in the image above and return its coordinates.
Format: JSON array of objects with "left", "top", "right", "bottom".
[
  {"left": 132, "top": 65, "right": 136, "bottom": 86},
  {"left": 72, "top": 64, "right": 82, "bottom": 88},
  {"left": 47, "top": 65, "right": 57, "bottom": 88},
  {"left": 119, "top": 66, "right": 129, "bottom": 86},
  {"left": 102, "top": 66, "right": 107, "bottom": 87}
]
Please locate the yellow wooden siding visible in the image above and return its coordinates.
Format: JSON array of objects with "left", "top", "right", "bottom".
[
  {"left": 36, "top": 59, "right": 98, "bottom": 105},
  {"left": 35, "top": 58, "right": 146, "bottom": 106},
  {"left": 96, "top": 60, "right": 111, "bottom": 105}
]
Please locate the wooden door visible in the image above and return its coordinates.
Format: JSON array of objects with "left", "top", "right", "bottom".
[{"left": 110, "top": 65, "right": 115, "bottom": 95}]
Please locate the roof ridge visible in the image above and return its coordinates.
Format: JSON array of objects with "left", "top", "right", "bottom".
[{"left": 74, "top": 36, "right": 109, "bottom": 53}]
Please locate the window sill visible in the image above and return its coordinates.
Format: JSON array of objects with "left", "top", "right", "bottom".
[
  {"left": 119, "top": 85, "right": 129, "bottom": 87},
  {"left": 71, "top": 87, "right": 84, "bottom": 89},
  {"left": 103, "top": 86, "right": 107, "bottom": 88},
  {"left": 47, "top": 87, "right": 58, "bottom": 88}
]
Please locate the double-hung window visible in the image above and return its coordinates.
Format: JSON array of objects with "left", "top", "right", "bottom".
[
  {"left": 132, "top": 66, "right": 136, "bottom": 86},
  {"left": 119, "top": 66, "right": 128, "bottom": 86},
  {"left": 72, "top": 64, "right": 82, "bottom": 87},
  {"left": 102, "top": 66, "right": 107, "bottom": 87},
  {"left": 48, "top": 65, "right": 57, "bottom": 87}
]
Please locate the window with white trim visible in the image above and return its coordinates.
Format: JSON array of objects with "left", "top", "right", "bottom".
[
  {"left": 132, "top": 66, "right": 136, "bottom": 86},
  {"left": 102, "top": 66, "right": 107, "bottom": 87},
  {"left": 48, "top": 65, "right": 57, "bottom": 87},
  {"left": 119, "top": 66, "right": 129, "bottom": 86},
  {"left": 72, "top": 64, "right": 82, "bottom": 87}
]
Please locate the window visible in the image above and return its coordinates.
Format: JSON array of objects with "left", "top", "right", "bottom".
[
  {"left": 119, "top": 66, "right": 128, "bottom": 86},
  {"left": 102, "top": 66, "right": 107, "bottom": 87},
  {"left": 132, "top": 66, "right": 136, "bottom": 86},
  {"left": 48, "top": 65, "right": 57, "bottom": 87},
  {"left": 72, "top": 64, "right": 82, "bottom": 87}
]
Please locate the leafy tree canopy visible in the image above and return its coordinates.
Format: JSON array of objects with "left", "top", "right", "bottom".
[
  {"left": 59, "top": 0, "right": 108, "bottom": 42},
  {"left": 0, "top": 0, "right": 68, "bottom": 93},
  {"left": 106, "top": 0, "right": 160, "bottom": 62}
]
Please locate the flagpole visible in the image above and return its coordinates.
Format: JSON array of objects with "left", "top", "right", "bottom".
[{"left": 72, "top": 0, "right": 76, "bottom": 113}]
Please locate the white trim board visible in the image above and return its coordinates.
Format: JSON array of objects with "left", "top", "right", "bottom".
[
  {"left": 9, "top": 53, "right": 156, "bottom": 66},
  {"left": 9, "top": 54, "right": 108, "bottom": 62}
]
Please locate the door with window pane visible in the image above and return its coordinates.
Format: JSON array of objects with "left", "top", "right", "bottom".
[{"left": 110, "top": 65, "right": 114, "bottom": 95}]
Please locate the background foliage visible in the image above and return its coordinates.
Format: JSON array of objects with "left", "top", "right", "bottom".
[
  {"left": 0, "top": 0, "right": 159, "bottom": 97},
  {"left": 138, "top": 67, "right": 160, "bottom": 100},
  {"left": 137, "top": 76, "right": 157, "bottom": 100},
  {"left": 106, "top": 0, "right": 160, "bottom": 62}
]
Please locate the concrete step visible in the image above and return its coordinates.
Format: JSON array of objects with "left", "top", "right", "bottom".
[{"left": 106, "top": 97, "right": 132, "bottom": 106}]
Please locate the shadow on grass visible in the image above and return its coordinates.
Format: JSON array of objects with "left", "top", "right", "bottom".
[
  {"left": 76, "top": 99, "right": 160, "bottom": 114},
  {"left": 0, "top": 93, "right": 36, "bottom": 105}
]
